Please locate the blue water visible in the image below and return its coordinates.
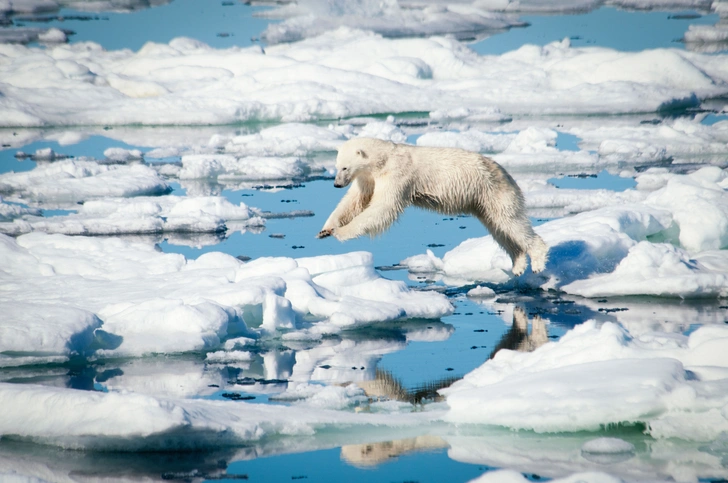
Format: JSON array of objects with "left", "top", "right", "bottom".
[
  {"left": 0, "top": 135, "right": 150, "bottom": 175},
  {"left": 20, "top": 0, "right": 274, "bottom": 51},
  {"left": 1, "top": 3, "right": 726, "bottom": 482},
  {"left": 549, "top": 170, "right": 637, "bottom": 191},
  {"left": 473, "top": 7, "right": 720, "bottom": 55},
  {"left": 225, "top": 446, "right": 488, "bottom": 483}
]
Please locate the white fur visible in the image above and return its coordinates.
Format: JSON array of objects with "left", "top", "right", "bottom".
[{"left": 318, "top": 138, "right": 548, "bottom": 275}]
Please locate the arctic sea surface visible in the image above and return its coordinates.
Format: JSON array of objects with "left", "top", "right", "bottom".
[{"left": 1, "top": 1, "right": 728, "bottom": 482}]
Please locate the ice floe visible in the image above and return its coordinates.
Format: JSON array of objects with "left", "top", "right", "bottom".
[
  {"left": 0, "top": 194, "right": 265, "bottom": 236},
  {"left": 403, "top": 167, "right": 728, "bottom": 297},
  {"left": 258, "top": 0, "right": 525, "bottom": 44},
  {"left": 0, "top": 380, "right": 431, "bottom": 451},
  {"left": 0, "top": 159, "right": 169, "bottom": 205},
  {"left": 443, "top": 320, "right": 728, "bottom": 441},
  {"left": 0, "top": 234, "right": 453, "bottom": 363},
  {"left": 1, "top": 32, "right": 727, "bottom": 126}
]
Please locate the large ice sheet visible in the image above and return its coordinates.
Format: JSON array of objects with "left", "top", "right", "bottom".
[
  {"left": 443, "top": 321, "right": 728, "bottom": 441},
  {"left": 0, "top": 159, "right": 169, "bottom": 204},
  {"left": 0, "top": 381, "right": 433, "bottom": 451},
  {"left": 258, "top": 0, "right": 525, "bottom": 44},
  {"left": 402, "top": 167, "right": 728, "bottom": 297},
  {"left": 0, "top": 195, "right": 265, "bottom": 236},
  {"left": 1, "top": 32, "right": 727, "bottom": 126},
  {"left": 0, "top": 234, "right": 453, "bottom": 363}
]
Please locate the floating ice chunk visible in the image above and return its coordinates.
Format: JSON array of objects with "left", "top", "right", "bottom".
[
  {"left": 685, "top": 23, "right": 728, "bottom": 43},
  {"left": 2, "top": 33, "right": 727, "bottom": 127},
  {"left": 581, "top": 437, "right": 635, "bottom": 454},
  {"left": 0, "top": 26, "right": 65, "bottom": 44},
  {"left": 0, "top": 195, "right": 264, "bottom": 236},
  {"left": 468, "top": 470, "right": 622, "bottom": 483},
  {"left": 36, "top": 27, "right": 66, "bottom": 43},
  {"left": 417, "top": 130, "right": 516, "bottom": 153},
  {"left": 179, "top": 154, "right": 309, "bottom": 181},
  {"left": 0, "top": 235, "right": 452, "bottom": 361},
  {"left": 0, "top": 159, "right": 169, "bottom": 204},
  {"left": 0, "top": 303, "right": 101, "bottom": 364},
  {"left": 563, "top": 242, "right": 728, "bottom": 297},
  {"left": 525, "top": 185, "right": 646, "bottom": 216},
  {"left": 573, "top": 117, "right": 728, "bottom": 165},
  {"left": 0, "top": 198, "right": 40, "bottom": 222},
  {"left": 259, "top": 1, "right": 524, "bottom": 44},
  {"left": 443, "top": 321, "right": 728, "bottom": 440},
  {"left": 103, "top": 147, "right": 143, "bottom": 162},
  {"left": 205, "top": 350, "right": 254, "bottom": 363},
  {"left": 645, "top": 166, "right": 728, "bottom": 252},
  {"left": 402, "top": 168, "right": 728, "bottom": 297},
  {"left": 0, "top": 381, "right": 430, "bottom": 451},
  {"left": 220, "top": 123, "right": 346, "bottom": 157},
  {"left": 356, "top": 116, "right": 407, "bottom": 143},
  {"left": 467, "top": 286, "right": 496, "bottom": 298},
  {"left": 428, "top": 107, "right": 509, "bottom": 123}
]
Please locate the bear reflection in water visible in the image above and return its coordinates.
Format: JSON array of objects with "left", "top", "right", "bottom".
[
  {"left": 355, "top": 307, "right": 547, "bottom": 405},
  {"left": 341, "top": 307, "right": 547, "bottom": 467}
]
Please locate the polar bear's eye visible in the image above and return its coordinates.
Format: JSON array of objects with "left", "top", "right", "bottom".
[{"left": 341, "top": 167, "right": 348, "bottom": 171}]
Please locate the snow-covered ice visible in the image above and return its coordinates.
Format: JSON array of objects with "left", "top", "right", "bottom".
[
  {"left": 0, "top": 2, "right": 727, "bottom": 481},
  {"left": 403, "top": 167, "right": 728, "bottom": 297},
  {"left": 0, "top": 234, "right": 453, "bottom": 363},
  {"left": 1, "top": 32, "right": 727, "bottom": 126},
  {"left": 443, "top": 321, "right": 728, "bottom": 441}
]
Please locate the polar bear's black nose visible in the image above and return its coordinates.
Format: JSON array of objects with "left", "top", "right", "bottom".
[{"left": 333, "top": 181, "right": 344, "bottom": 188}]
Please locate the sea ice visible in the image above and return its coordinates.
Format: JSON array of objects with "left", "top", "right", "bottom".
[
  {"left": 0, "top": 194, "right": 264, "bottom": 236},
  {"left": 0, "top": 381, "right": 432, "bottom": 451},
  {"left": 0, "top": 234, "right": 453, "bottom": 363},
  {"left": 443, "top": 321, "right": 728, "bottom": 441},
  {"left": 402, "top": 167, "right": 728, "bottom": 297},
  {"left": 1, "top": 32, "right": 727, "bottom": 126},
  {"left": 258, "top": 0, "right": 526, "bottom": 44},
  {"left": 0, "top": 159, "right": 169, "bottom": 205}
]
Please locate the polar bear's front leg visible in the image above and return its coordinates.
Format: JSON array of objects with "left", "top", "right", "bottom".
[
  {"left": 333, "top": 182, "right": 407, "bottom": 241},
  {"left": 318, "top": 182, "right": 368, "bottom": 238}
]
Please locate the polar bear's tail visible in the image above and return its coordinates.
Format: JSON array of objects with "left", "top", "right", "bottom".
[{"left": 527, "top": 235, "right": 549, "bottom": 273}]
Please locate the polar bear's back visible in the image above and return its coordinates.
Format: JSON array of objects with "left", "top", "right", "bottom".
[{"left": 402, "top": 144, "right": 522, "bottom": 216}]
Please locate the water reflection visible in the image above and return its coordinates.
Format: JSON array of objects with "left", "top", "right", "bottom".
[{"left": 341, "top": 435, "right": 449, "bottom": 467}]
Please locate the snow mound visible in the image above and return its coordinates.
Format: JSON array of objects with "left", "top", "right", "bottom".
[{"left": 443, "top": 321, "right": 728, "bottom": 441}]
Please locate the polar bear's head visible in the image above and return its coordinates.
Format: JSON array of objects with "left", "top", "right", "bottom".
[{"left": 334, "top": 138, "right": 392, "bottom": 188}]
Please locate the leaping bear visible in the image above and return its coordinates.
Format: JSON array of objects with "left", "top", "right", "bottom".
[{"left": 317, "top": 138, "right": 548, "bottom": 276}]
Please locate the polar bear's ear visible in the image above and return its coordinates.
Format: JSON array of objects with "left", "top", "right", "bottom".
[{"left": 356, "top": 149, "right": 367, "bottom": 159}]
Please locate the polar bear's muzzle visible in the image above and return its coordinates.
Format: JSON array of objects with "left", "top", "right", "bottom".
[{"left": 334, "top": 170, "right": 352, "bottom": 188}]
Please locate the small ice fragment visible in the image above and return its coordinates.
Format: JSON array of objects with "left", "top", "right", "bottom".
[
  {"left": 205, "top": 350, "right": 254, "bottom": 363},
  {"left": 467, "top": 286, "right": 495, "bottom": 298},
  {"left": 581, "top": 437, "right": 635, "bottom": 454}
]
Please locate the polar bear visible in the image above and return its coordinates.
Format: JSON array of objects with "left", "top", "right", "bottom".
[{"left": 317, "top": 138, "right": 548, "bottom": 276}]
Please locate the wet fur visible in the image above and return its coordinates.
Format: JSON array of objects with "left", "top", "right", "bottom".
[{"left": 319, "top": 138, "right": 548, "bottom": 275}]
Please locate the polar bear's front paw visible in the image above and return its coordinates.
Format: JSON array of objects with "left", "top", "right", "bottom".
[{"left": 316, "top": 228, "right": 334, "bottom": 239}]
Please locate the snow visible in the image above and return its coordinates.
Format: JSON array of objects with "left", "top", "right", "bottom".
[
  {"left": 403, "top": 167, "right": 728, "bottom": 298},
  {"left": 0, "top": 194, "right": 265, "bottom": 236},
  {"left": 1, "top": 33, "right": 727, "bottom": 127},
  {"left": 0, "top": 1, "right": 727, "bottom": 480},
  {"left": 0, "top": 233, "right": 453, "bottom": 363},
  {"left": 258, "top": 0, "right": 525, "bottom": 44},
  {"left": 443, "top": 321, "right": 728, "bottom": 441},
  {"left": 581, "top": 437, "right": 636, "bottom": 454},
  {"left": 0, "top": 159, "right": 169, "bottom": 205},
  {"left": 0, "top": 381, "right": 431, "bottom": 451}
]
